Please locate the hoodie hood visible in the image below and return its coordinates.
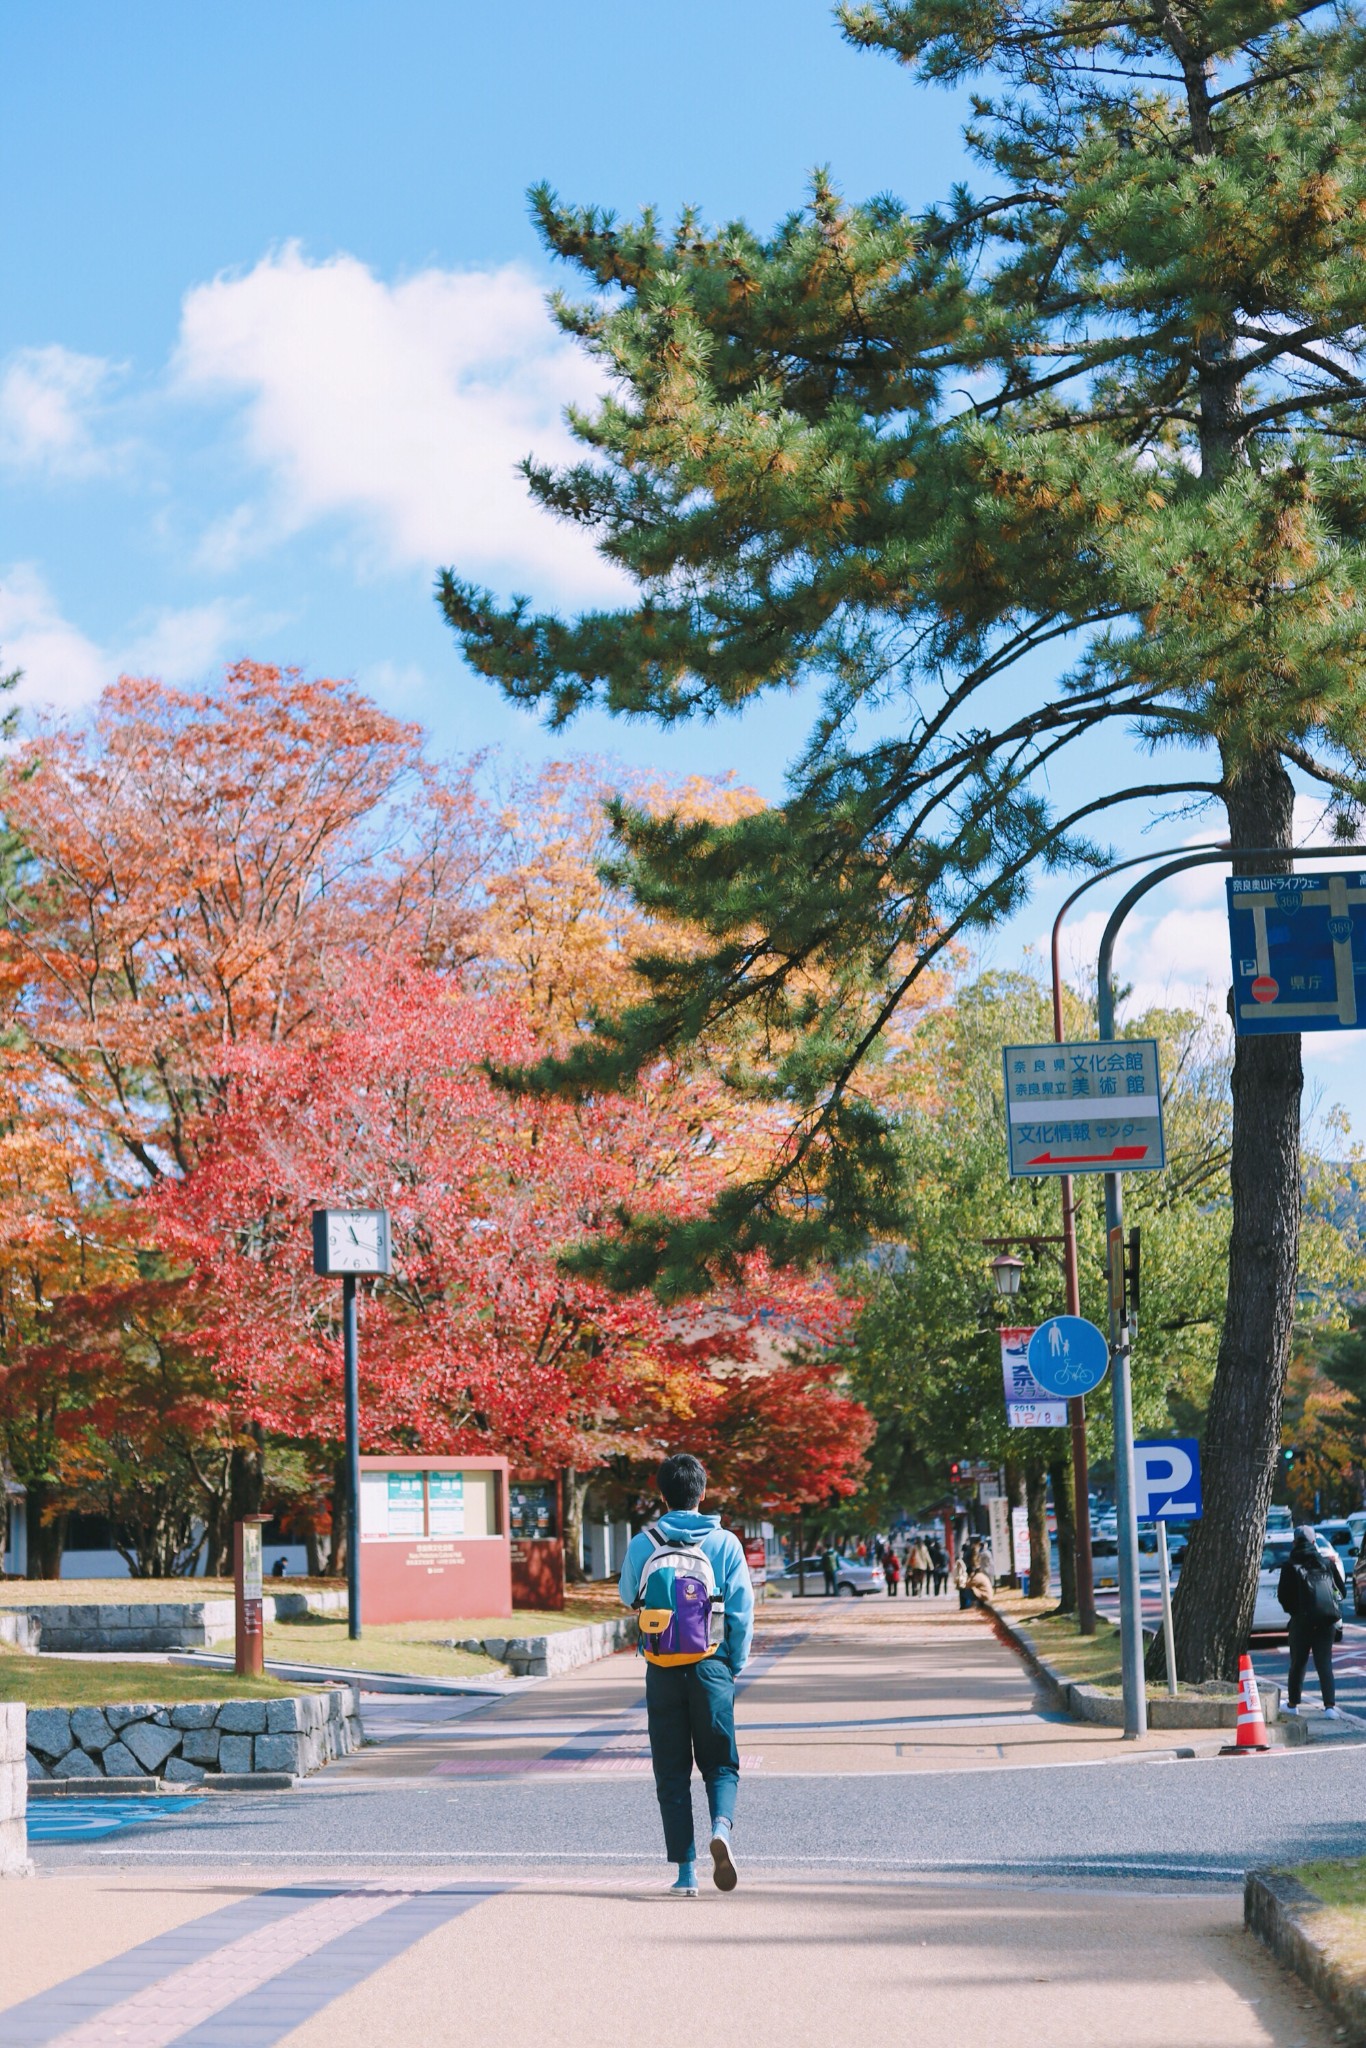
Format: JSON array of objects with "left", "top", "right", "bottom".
[{"left": 652, "top": 1510, "right": 722, "bottom": 1537}]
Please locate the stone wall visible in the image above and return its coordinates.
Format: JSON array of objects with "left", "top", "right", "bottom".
[
  {"left": 7, "top": 1586, "right": 347, "bottom": 1655},
  {"left": 25, "top": 1688, "right": 361, "bottom": 1783},
  {"left": 447, "top": 1614, "right": 638, "bottom": 1677},
  {"left": 0, "top": 1701, "right": 31, "bottom": 1876}
]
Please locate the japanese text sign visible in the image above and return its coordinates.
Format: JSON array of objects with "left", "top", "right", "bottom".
[{"left": 1002, "top": 1039, "right": 1165, "bottom": 1177}]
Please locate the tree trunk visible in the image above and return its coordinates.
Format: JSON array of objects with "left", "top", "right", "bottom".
[
  {"left": 228, "top": 1427, "right": 265, "bottom": 1526},
  {"left": 1166, "top": 748, "right": 1301, "bottom": 1681},
  {"left": 25, "top": 1487, "right": 65, "bottom": 1579},
  {"left": 1049, "top": 1455, "right": 1077, "bottom": 1614},
  {"left": 1025, "top": 1457, "right": 1050, "bottom": 1599},
  {"left": 562, "top": 1466, "right": 592, "bottom": 1585},
  {"left": 1003, "top": 1456, "right": 1025, "bottom": 1588},
  {"left": 327, "top": 1458, "right": 348, "bottom": 1578}
]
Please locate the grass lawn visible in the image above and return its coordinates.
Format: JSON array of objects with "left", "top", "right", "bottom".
[
  {"left": 992, "top": 1591, "right": 1243, "bottom": 1701},
  {"left": 262, "top": 1594, "right": 632, "bottom": 1678},
  {"left": 264, "top": 1618, "right": 501, "bottom": 1679},
  {"left": 1274, "top": 1863, "right": 1366, "bottom": 1985},
  {"left": 0, "top": 1578, "right": 340, "bottom": 1605},
  {"left": 0, "top": 1643, "right": 304, "bottom": 1707}
]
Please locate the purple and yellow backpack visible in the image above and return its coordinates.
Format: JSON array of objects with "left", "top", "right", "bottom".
[{"left": 634, "top": 1525, "right": 720, "bottom": 1666}]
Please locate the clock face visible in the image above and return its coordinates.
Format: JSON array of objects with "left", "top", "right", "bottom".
[{"left": 314, "top": 1209, "right": 389, "bottom": 1274}]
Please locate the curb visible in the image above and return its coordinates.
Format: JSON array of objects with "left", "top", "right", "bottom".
[
  {"left": 984, "top": 1600, "right": 1284, "bottom": 1731},
  {"left": 1246, "top": 1870, "right": 1366, "bottom": 2041},
  {"left": 28, "top": 1772, "right": 296, "bottom": 1795}
]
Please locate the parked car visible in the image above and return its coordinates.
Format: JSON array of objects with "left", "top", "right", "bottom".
[
  {"left": 1254, "top": 1531, "right": 1344, "bottom": 1634},
  {"left": 1316, "top": 1519, "right": 1358, "bottom": 1578},
  {"left": 1348, "top": 1510, "right": 1366, "bottom": 1553},
  {"left": 1265, "top": 1505, "right": 1293, "bottom": 1536},
  {"left": 768, "top": 1554, "right": 886, "bottom": 1598},
  {"left": 1089, "top": 1530, "right": 1178, "bottom": 1589}
]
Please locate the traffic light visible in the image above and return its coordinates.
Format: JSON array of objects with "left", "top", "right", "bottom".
[{"left": 1282, "top": 1446, "right": 1296, "bottom": 1469}]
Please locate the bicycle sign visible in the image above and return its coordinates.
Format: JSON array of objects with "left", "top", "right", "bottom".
[{"left": 1026, "top": 1315, "right": 1110, "bottom": 1398}]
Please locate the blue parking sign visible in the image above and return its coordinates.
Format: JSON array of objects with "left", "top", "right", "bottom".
[{"left": 1132, "top": 1437, "right": 1202, "bottom": 1520}]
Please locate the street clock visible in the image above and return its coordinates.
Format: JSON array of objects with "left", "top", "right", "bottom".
[{"left": 311, "top": 1207, "right": 392, "bottom": 1277}]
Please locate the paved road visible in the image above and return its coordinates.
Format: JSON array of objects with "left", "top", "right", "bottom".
[
  {"left": 32, "top": 1603, "right": 1366, "bottom": 1883},
  {"left": 5, "top": 1601, "right": 1353, "bottom": 2048}
]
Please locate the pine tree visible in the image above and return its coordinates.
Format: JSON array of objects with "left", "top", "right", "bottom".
[{"left": 440, "top": 1, "right": 1366, "bottom": 1676}]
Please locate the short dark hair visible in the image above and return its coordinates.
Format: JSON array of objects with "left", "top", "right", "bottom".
[{"left": 658, "top": 1453, "right": 707, "bottom": 1510}]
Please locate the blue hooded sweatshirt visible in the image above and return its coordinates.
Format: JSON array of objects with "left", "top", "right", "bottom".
[{"left": 618, "top": 1511, "right": 755, "bottom": 1675}]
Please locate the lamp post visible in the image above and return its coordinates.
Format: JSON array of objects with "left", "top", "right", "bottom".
[
  {"left": 988, "top": 1252, "right": 1025, "bottom": 1301},
  {"left": 311, "top": 1208, "right": 392, "bottom": 1641}
]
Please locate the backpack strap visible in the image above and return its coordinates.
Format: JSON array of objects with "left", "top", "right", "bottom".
[{"left": 643, "top": 1524, "right": 668, "bottom": 1550}]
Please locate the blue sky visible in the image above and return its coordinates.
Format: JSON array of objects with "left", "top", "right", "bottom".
[{"left": 3, "top": 1, "right": 1359, "bottom": 1139}]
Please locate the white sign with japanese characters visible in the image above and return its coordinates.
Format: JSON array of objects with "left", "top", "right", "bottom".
[{"left": 1001, "top": 1040, "right": 1165, "bottom": 1178}]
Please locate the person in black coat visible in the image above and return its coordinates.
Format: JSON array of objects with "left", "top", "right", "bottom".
[{"left": 1277, "top": 1525, "right": 1346, "bottom": 1717}]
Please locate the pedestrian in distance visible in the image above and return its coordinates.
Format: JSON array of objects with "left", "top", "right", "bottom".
[
  {"left": 884, "top": 1548, "right": 901, "bottom": 1596},
  {"left": 1277, "top": 1525, "right": 1347, "bottom": 1719},
  {"left": 929, "top": 1537, "right": 949, "bottom": 1595},
  {"left": 619, "top": 1452, "right": 755, "bottom": 1897},
  {"left": 822, "top": 1543, "right": 839, "bottom": 1596},
  {"left": 953, "top": 1551, "right": 972, "bottom": 1610},
  {"left": 909, "top": 1537, "right": 930, "bottom": 1596}
]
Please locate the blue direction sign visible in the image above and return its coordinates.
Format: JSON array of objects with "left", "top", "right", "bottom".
[
  {"left": 1027, "top": 1316, "right": 1110, "bottom": 1397},
  {"left": 1002, "top": 1039, "right": 1165, "bottom": 1178},
  {"left": 1133, "top": 1437, "right": 1202, "bottom": 1520},
  {"left": 1227, "top": 872, "right": 1366, "bottom": 1035}
]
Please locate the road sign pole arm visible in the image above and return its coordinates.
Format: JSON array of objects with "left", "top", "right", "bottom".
[{"left": 1096, "top": 841, "right": 1366, "bottom": 1037}]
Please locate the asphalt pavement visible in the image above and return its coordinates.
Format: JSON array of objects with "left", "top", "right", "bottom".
[{"left": 5, "top": 1598, "right": 1357, "bottom": 2048}]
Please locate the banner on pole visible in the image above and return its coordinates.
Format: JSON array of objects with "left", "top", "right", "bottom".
[{"left": 1000, "top": 1327, "right": 1068, "bottom": 1428}]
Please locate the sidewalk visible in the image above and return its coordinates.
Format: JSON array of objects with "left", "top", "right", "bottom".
[
  {"left": 337, "top": 1595, "right": 1232, "bottom": 1782},
  {"left": 0, "top": 1867, "right": 1336, "bottom": 2047}
]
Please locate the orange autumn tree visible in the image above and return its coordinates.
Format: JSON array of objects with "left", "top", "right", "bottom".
[
  {"left": 0, "top": 665, "right": 490, "bottom": 1556},
  {"left": 145, "top": 967, "right": 867, "bottom": 1572},
  {"left": 1, "top": 663, "right": 487, "bottom": 1183}
]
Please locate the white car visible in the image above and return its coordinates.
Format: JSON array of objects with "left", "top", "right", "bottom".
[
  {"left": 1316, "top": 1520, "right": 1358, "bottom": 1577},
  {"left": 768, "top": 1554, "right": 885, "bottom": 1598},
  {"left": 1088, "top": 1529, "right": 1180, "bottom": 1589},
  {"left": 1250, "top": 1533, "right": 1343, "bottom": 1634}
]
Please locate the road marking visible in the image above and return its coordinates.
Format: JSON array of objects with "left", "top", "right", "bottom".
[
  {"left": 431, "top": 1753, "right": 765, "bottom": 1776},
  {"left": 0, "top": 1885, "right": 502, "bottom": 2048}
]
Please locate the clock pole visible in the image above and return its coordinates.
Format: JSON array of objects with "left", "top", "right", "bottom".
[
  {"left": 342, "top": 1272, "right": 362, "bottom": 1640},
  {"left": 312, "top": 1208, "right": 390, "bottom": 1643}
]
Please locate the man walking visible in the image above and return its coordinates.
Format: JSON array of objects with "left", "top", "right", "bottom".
[{"left": 620, "top": 1453, "right": 755, "bottom": 1897}]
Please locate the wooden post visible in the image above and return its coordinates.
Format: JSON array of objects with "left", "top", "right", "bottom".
[{"left": 234, "top": 1515, "right": 267, "bottom": 1678}]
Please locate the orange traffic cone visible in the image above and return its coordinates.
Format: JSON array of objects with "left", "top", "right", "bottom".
[{"left": 1219, "top": 1653, "right": 1271, "bottom": 1754}]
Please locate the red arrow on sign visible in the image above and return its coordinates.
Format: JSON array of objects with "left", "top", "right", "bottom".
[{"left": 1025, "top": 1144, "right": 1150, "bottom": 1166}]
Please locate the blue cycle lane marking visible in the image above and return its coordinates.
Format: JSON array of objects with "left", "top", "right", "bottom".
[{"left": 26, "top": 1795, "right": 203, "bottom": 1842}]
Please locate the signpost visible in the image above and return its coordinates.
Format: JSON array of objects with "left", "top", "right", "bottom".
[
  {"left": 312, "top": 1207, "right": 392, "bottom": 1641},
  {"left": 1227, "top": 872, "right": 1366, "bottom": 1033},
  {"left": 1010, "top": 1504, "right": 1031, "bottom": 1581},
  {"left": 234, "top": 1514, "right": 268, "bottom": 1679},
  {"left": 1002, "top": 1039, "right": 1165, "bottom": 1177},
  {"left": 1027, "top": 1316, "right": 1111, "bottom": 1399},
  {"left": 999, "top": 1328, "right": 1068, "bottom": 1428},
  {"left": 1133, "top": 1437, "right": 1203, "bottom": 1699}
]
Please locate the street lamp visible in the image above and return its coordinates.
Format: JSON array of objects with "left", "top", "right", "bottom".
[{"left": 989, "top": 1252, "right": 1025, "bottom": 1300}]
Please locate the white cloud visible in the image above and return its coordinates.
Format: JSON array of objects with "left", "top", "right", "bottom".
[
  {"left": 0, "top": 566, "right": 245, "bottom": 715},
  {"left": 0, "top": 346, "right": 118, "bottom": 476},
  {"left": 1043, "top": 800, "right": 1366, "bottom": 1020},
  {"left": 0, "top": 565, "right": 107, "bottom": 710},
  {"left": 173, "top": 245, "right": 619, "bottom": 594}
]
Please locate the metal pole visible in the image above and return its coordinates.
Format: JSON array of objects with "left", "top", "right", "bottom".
[
  {"left": 342, "top": 1272, "right": 362, "bottom": 1641},
  {"left": 1157, "top": 1522, "right": 1178, "bottom": 1696},
  {"left": 1048, "top": 847, "right": 1225, "bottom": 1634},
  {"left": 1084, "top": 836, "right": 1366, "bottom": 1735},
  {"left": 1101, "top": 1160, "right": 1146, "bottom": 1737}
]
